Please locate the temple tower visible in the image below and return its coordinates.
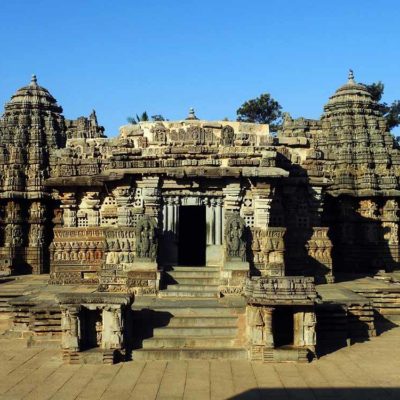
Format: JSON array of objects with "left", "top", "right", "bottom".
[{"left": 0, "top": 75, "right": 66, "bottom": 274}]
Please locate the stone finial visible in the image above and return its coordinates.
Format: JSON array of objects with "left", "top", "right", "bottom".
[
  {"left": 186, "top": 107, "right": 199, "bottom": 120},
  {"left": 348, "top": 69, "right": 355, "bottom": 83},
  {"left": 30, "top": 74, "right": 38, "bottom": 87}
]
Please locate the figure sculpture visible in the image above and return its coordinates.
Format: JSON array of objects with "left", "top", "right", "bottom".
[
  {"left": 225, "top": 214, "right": 246, "bottom": 260},
  {"left": 135, "top": 215, "right": 157, "bottom": 260}
]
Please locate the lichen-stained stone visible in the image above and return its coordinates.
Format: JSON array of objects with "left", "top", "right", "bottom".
[{"left": 2, "top": 72, "right": 400, "bottom": 362}]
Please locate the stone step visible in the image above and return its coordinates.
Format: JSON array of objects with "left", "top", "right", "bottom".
[
  {"left": 142, "top": 336, "right": 237, "bottom": 349},
  {"left": 133, "top": 348, "right": 247, "bottom": 360},
  {"left": 133, "top": 298, "right": 246, "bottom": 316},
  {"left": 159, "top": 290, "right": 219, "bottom": 298},
  {"left": 166, "top": 284, "right": 219, "bottom": 291},
  {"left": 168, "top": 316, "right": 238, "bottom": 327},
  {"left": 153, "top": 326, "right": 237, "bottom": 337},
  {"left": 27, "top": 337, "right": 61, "bottom": 348},
  {"left": 166, "top": 277, "right": 221, "bottom": 285},
  {"left": 169, "top": 266, "right": 220, "bottom": 272},
  {"left": 134, "top": 307, "right": 242, "bottom": 318},
  {"left": 167, "top": 271, "right": 220, "bottom": 278}
]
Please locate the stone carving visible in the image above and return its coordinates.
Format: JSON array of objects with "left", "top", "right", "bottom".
[
  {"left": 221, "top": 125, "right": 234, "bottom": 146},
  {"left": 245, "top": 276, "right": 316, "bottom": 304},
  {"left": 2, "top": 73, "right": 400, "bottom": 363},
  {"left": 225, "top": 214, "right": 246, "bottom": 260},
  {"left": 247, "top": 305, "right": 274, "bottom": 347},
  {"left": 135, "top": 215, "right": 157, "bottom": 260}
]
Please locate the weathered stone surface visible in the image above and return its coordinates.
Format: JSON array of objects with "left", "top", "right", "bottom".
[{"left": 1, "top": 72, "right": 400, "bottom": 362}]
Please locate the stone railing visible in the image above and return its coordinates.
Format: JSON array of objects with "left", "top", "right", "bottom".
[{"left": 245, "top": 276, "right": 317, "bottom": 305}]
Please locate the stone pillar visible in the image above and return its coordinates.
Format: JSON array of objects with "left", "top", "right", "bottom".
[
  {"left": 141, "top": 177, "right": 161, "bottom": 217},
  {"left": 61, "top": 306, "right": 81, "bottom": 352},
  {"left": 166, "top": 197, "right": 174, "bottom": 232},
  {"left": 215, "top": 198, "right": 223, "bottom": 245},
  {"left": 306, "top": 227, "right": 333, "bottom": 283},
  {"left": 247, "top": 305, "right": 274, "bottom": 360},
  {"left": 205, "top": 197, "right": 224, "bottom": 267},
  {"left": 222, "top": 184, "right": 242, "bottom": 214},
  {"left": 262, "top": 307, "right": 274, "bottom": 347},
  {"left": 161, "top": 197, "right": 178, "bottom": 266},
  {"left": 293, "top": 309, "right": 316, "bottom": 350},
  {"left": 206, "top": 198, "right": 215, "bottom": 245},
  {"left": 113, "top": 187, "right": 132, "bottom": 227},
  {"left": 60, "top": 193, "right": 77, "bottom": 227},
  {"left": 101, "top": 307, "right": 123, "bottom": 350}
]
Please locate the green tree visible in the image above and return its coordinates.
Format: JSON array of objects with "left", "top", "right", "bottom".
[
  {"left": 151, "top": 114, "right": 166, "bottom": 122},
  {"left": 127, "top": 112, "right": 167, "bottom": 124},
  {"left": 236, "top": 93, "right": 282, "bottom": 131},
  {"left": 363, "top": 81, "right": 400, "bottom": 130}
]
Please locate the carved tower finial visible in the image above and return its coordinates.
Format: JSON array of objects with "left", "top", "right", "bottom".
[
  {"left": 186, "top": 107, "right": 198, "bottom": 120},
  {"left": 30, "top": 74, "right": 38, "bottom": 86},
  {"left": 348, "top": 69, "right": 355, "bottom": 83}
]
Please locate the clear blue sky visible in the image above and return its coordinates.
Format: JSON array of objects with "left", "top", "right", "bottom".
[{"left": 1, "top": 0, "right": 399, "bottom": 136}]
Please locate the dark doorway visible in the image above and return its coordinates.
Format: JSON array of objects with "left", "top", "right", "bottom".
[
  {"left": 178, "top": 206, "right": 206, "bottom": 266},
  {"left": 273, "top": 306, "right": 294, "bottom": 347},
  {"left": 80, "top": 308, "right": 102, "bottom": 350}
]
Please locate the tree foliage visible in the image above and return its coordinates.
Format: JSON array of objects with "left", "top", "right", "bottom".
[
  {"left": 363, "top": 81, "right": 400, "bottom": 130},
  {"left": 236, "top": 93, "right": 282, "bottom": 131},
  {"left": 127, "top": 112, "right": 166, "bottom": 124}
]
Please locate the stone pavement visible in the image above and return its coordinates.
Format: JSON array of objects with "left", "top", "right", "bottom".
[{"left": 0, "top": 323, "right": 399, "bottom": 400}]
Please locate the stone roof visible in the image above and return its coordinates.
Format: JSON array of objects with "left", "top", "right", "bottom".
[{"left": 5, "top": 75, "right": 63, "bottom": 114}]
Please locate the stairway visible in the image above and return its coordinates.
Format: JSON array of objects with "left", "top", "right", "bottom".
[
  {"left": 160, "top": 266, "right": 221, "bottom": 298},
  {"left": 132, "top": 267, "right": 248, "bottom": 360}
]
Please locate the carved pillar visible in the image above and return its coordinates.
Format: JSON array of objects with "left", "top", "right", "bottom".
[
  {"left": 206, "top": 198, "right": 215, "bottom": 245},
  {"left": 60, "top": 193, "right": 77, "bottom": 227},
  {"left": 381, "top": 199, "right": 400, "bottom": 271},
  {"left": 261, "top": 227, "right": 286, "bottom": 277},
  {"left": 61, "top": 306, "right": 81, "bottom": 352},
  {"left": 262, "top": 307, "right": 274, "bottom": 348},
  {"left": 293, "top": 309, "right": 316, "bottom": 350},
  {"left": 310, "top": 186, "right": 324, "bottom": 226},
  {"left": 247, "top": 305, "right": 274, "bottom": 360},
  {"left": 222, "top": 184, "right": 242, "bottom": 214},
  {"left": 215, "top": 198, "right": 223, "bottom": 245},
  {"left": 306, "top": 227, "right": 334, "bottom": 284},
  {"left": 254, "top": 196, "right": 272, "bottom": 228},
  {"left": 141, "top": 177, "right": 161, "bottom": 217},
  {"left": 161, "top": 196, "right": 178, "bottom": 265},
  {"left": 113, "top": 187, "right": 132, "bottom": 227},
  {"left": 101, "top": 307, "right": 123, "bottom": 350}
]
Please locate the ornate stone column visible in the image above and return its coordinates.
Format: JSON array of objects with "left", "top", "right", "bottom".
[
  {"left": 222, "top": 184, "right": 242, "bottom": 214},
  {"left": 61, "top": 306, "right": 81, "bottom": 353},
  {"left": 101, "top": 307, "right": 123, "bottom": 350},
  {"left": 293, "top": 309, "right": 316, "bottom": 351},
  {"left": 141, "top": 177, "right": 161, "bottom": 217},
  {"left": 206, "top": 198, "right": 215, "bottom": 246},
  {"left": 215, "top": 198, "right": 223, "bottom": 245},
  {"left": 247, "top": 305, "right": 274, "bottom": 360},
  {"left": 112, "top": 186, "right": 132, "bottom": 227},
  {"left": 161, "top": 196, "right": 179, "bottom": 266},
  {"left": 60, "top": 193, "right": 77, "bottom": 227}
]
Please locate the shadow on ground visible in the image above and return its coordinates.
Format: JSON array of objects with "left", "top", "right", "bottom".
[{"left": 229, "top": 387, "right": 400, "bottom": 400}]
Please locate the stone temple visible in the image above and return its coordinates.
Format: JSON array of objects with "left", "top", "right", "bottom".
[{"left": 0, "top": 71, "right": 399, "bottom": 363}]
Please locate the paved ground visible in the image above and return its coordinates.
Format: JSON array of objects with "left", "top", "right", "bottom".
[{"left": 0, "top": 324, "right": 399, "bottom": 400}]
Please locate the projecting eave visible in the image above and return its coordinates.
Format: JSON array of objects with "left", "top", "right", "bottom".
[{"left": 44, "top": 166, "right": 289, "bottom": 187}]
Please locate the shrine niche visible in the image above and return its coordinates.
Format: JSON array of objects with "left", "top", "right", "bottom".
[
  {"left": 58, "top": 293, "right": 130, "bottom": 364},
  {"left": 135, "top": 215, "right": 157, "bottom": 261}
]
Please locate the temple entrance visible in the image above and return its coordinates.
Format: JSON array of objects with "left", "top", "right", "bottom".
[
  {"left": 80, "top": 308, "right": 102, "bottom": 350},
  {"left": 273, "top": 306, "right": 294, "bottom": 347},
  {"left": 178, "top": 206, "right": 206, "bottom": 266}
]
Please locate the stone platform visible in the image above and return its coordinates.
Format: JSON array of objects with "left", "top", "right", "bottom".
[
  {"left": 0, "top": 319, "right": 399, "bottom": 399},
  {"left": 1, "top": 273, "right": 400, "bottom": 365}
]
